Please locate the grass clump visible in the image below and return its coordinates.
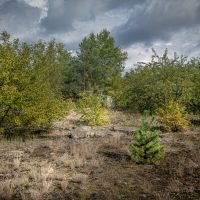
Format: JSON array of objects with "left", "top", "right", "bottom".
[{"left": 129, "top": 114, "right": 165, "bottom": 164}]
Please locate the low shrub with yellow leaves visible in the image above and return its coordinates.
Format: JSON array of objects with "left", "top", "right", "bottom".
[
  {"left": 77, "top": 93, "right": 110, "bottom": 126},
  {"left": 157, "top": 101, "right": 190, "bottom": 132}
]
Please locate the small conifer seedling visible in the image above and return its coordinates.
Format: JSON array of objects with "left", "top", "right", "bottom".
[{"left": 129, "top": 115, "right": 165, "bottom": 164}]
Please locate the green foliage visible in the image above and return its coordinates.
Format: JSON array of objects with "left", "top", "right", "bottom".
[
  {"left": 188, "top": 58, "right": 200, "bottom": 113},
  {"left": 0, "top": 32, "right": 71, "bottom": 132},
  {"left": 129, "top": 115, "right": 165, "bottom": 164},
  {"left": 0, "top": 127, "right": 4, "bottom": 135},
  {"left": 1, "top": 29, "right": 199, "bottom": 137},
  {"left": 64, "top": 30, "right": 127, "bottom": 98},
  {"left": 116, "top": 49, "right": 198, "bottom": 113},
  {"left": 65, "top": 99, "right": 76, "bottom": 111},
  {"left": 157, "top": 101, "right": 190, "bottom": 132},
  {"left": 77, "top": 93, "right": 110, "bottom": 126}
]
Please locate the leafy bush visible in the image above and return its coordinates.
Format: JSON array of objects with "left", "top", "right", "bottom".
[
  {"left": 115, "top": 49, "right": 198, "bottom": 113},
  {"left": 157, "top": 101, "right": 190, "bottom": 132},
  {"left": 65, "top": 99, "right": 76, "bottom": 112},
  {"left": 129, "top": 115, "right": 165, "bottom": 164},
  {"left": 77, "top": 93, "right": 110, "bottom": 126},
  {"left": 0, "top": 31, "right": 71, "bottom": 132}
]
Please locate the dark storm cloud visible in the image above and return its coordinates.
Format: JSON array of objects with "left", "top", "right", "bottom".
[
  {"left": 114, "top": 0, "right": 200, "bottom": 47},
  {"left": 0, "top": 0, "right": 41, "bottom": 34},
  {"left": 0, "top": 0, "right": 199, "bottom": 66},
  {"left": 40, "top": 0, "right": 145, "bottom": 33}
]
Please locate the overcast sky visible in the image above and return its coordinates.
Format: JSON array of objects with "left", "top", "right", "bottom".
[{"left": 0, "top": 0, "right": 200, "bottom": 69}]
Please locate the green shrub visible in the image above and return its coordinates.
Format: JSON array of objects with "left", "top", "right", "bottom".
[
  {"left": 157, "top": 101, "right": 190, "bottom": 132},
  {"left": 115, "top": 49, "right": 197, "bottom": 113},
  {"left": 77, "top": 93, "right": 110, "bottom": 126},
  {"left": 0, "top": 32, "right": 71, "bottom": 132},
  {"left": 129, "top": 115, "right": 165, "bottom": 164},
  {"left": 0, "top": 127, "right": 4, "bottom": 135},
  {"left": 65, "top": 99, "right": 76, "bottom": 112}
]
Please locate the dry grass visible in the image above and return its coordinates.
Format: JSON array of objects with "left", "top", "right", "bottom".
[
  {"left": 0, "top": 180, "right": 15, "bottom": 200},
  {"left": 70, "top": 173, "right": 88, "bottom": 185},
  {"left": 0, "top": 111, "right": 199, "bottom": 200},
  {"left": 30, "top": 163, "right": 54, "bottom": 191},
  {"left": 168, "top": 178, "right": 181, "bottom": 192},
  {"left": 140, "top": 180, "right": 154, "bottom": 194},
  {"left": 106, "top": 133, "right": 122, "bottom": 147},
  {"left": 108, "top": 110, "right": 142, "bottom": 127},
  {"left": 57, "top": 141, "right": 102, "bottom": 171}
]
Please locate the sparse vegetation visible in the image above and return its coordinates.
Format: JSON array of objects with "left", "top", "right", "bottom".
[{"left": 0, "top": 113, "right": 199, "bottom": 200}]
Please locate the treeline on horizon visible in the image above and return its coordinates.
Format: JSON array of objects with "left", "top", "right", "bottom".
[{"left": 0, "top": 30, "right": 200, "bottom": 134}]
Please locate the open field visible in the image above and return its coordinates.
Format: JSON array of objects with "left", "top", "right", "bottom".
[{"left": 0, "top": 111, "right": 199, "bottom": 200}]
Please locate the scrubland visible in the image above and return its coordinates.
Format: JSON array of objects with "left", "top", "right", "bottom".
[{"left": 0, "top": 111, "right": 199, "bottom": 200}]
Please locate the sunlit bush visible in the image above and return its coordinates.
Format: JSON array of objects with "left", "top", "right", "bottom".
[
  {"left": 77, "top": 93, "right": 110, "bottom": 126},
  {"left": 157, "top": 101, "right": 190, "bottom": 132}
]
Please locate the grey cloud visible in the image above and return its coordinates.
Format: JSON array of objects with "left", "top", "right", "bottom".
[
  {"left": 0, "top": 0, "right": 199, "bottom": 67},
  {"left": 114, "top": 0, "right": 200, "bottom": 47},
  {"left": 0, "top": 0, "right": 41, "bottom": 34},
  {"left": 0, "top": 0, "right": 9, "bottom": 6},
  {"left": 40, "top": 0, "right": 145, "bottom": 33}
]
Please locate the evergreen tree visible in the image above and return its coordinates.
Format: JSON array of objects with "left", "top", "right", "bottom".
[
  {"left": 64, "top": 30, "right": 127, "bottom": 97},
  {"left": 129, "top": 115, "right": 165, "bottom": 164}
]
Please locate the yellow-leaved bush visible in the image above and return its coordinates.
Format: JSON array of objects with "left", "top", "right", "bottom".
[
  {"left": 77, "top": 93, "right": 110, "bottom": 126},
  {"left": 157, "top": 101, "right": 190, "bottom": 132}
]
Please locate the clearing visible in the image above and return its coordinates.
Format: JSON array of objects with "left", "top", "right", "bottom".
[{"left": 0, "top": 111, "right": 199, "bottom": 200}]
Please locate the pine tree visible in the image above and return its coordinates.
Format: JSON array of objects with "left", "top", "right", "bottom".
[
  {"left": 129, "top": 115, "right": 165, "bottom": 164},
  {"left": 64, "top": 30, "right": 127, "bottom": 97}
]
